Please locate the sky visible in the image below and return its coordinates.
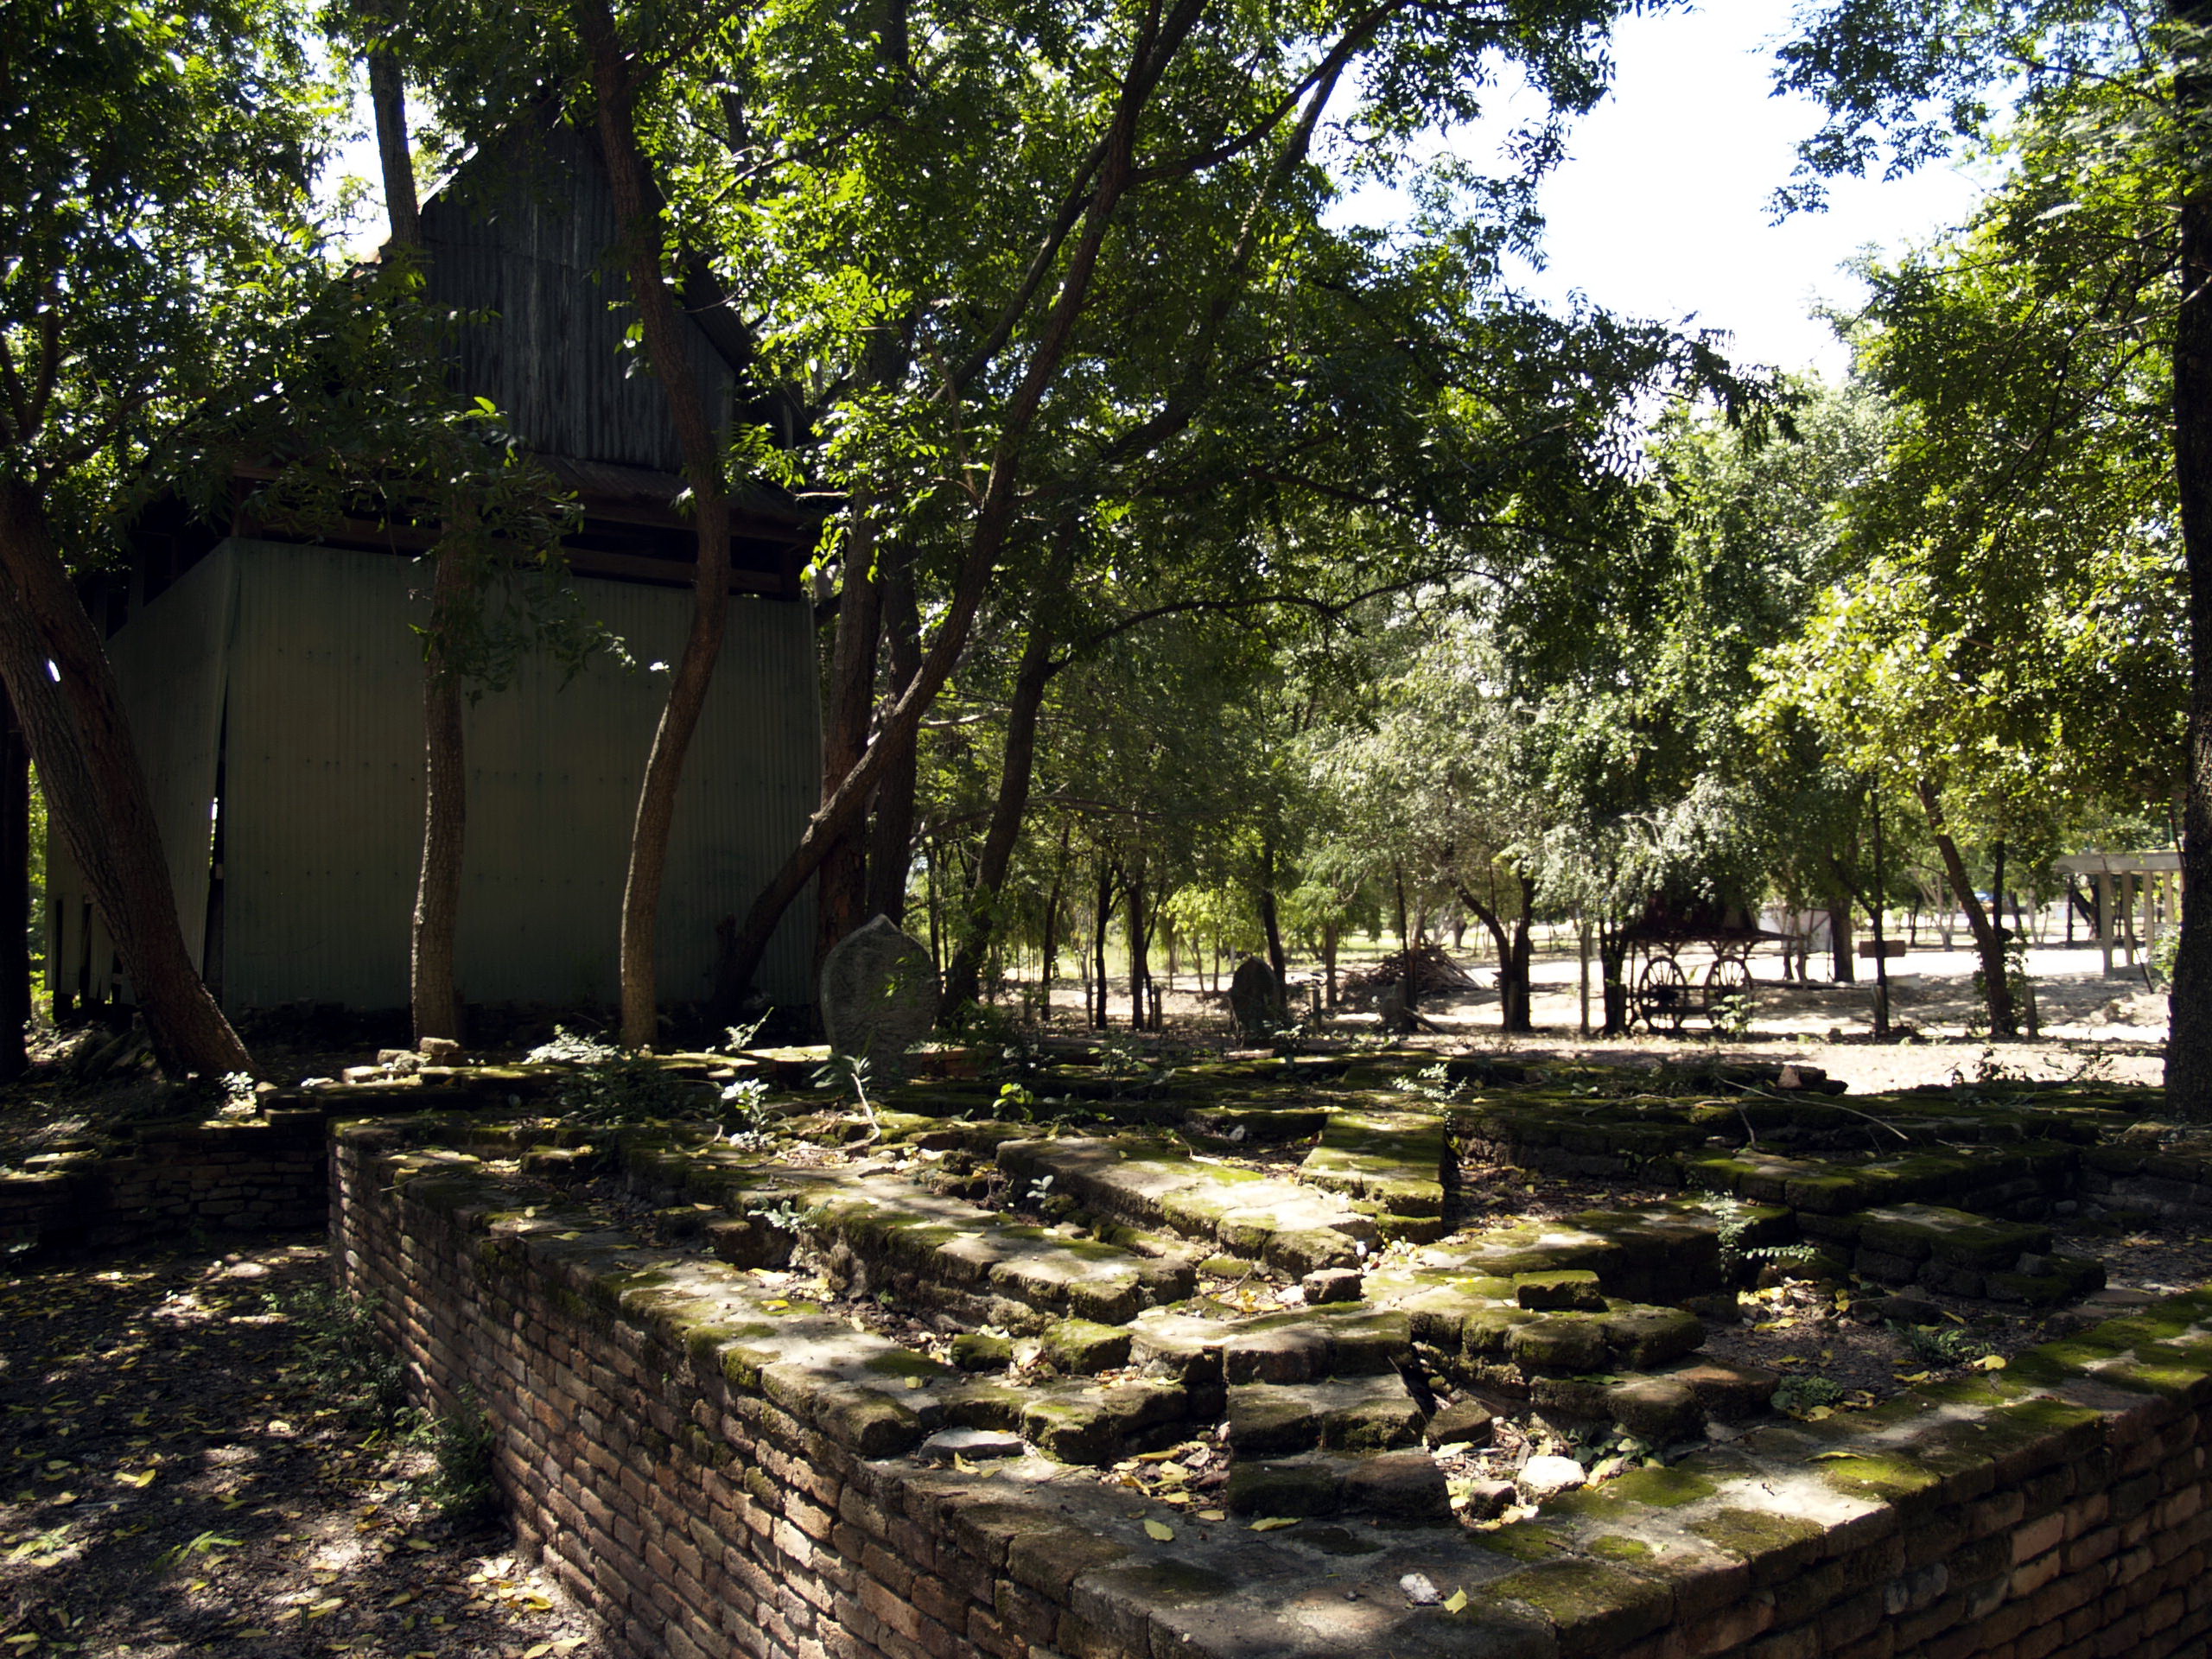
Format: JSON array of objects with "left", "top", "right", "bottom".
[{"left": 1339, "top": 0, "right": 1996, "bottom": 381}]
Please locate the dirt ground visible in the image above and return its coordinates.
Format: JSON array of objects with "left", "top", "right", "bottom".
[
  {"left": 0, "top": 1241, "right": 605, "bottom": 1659},
  {"left": 1030, "top": 937, "right": 2171, "bottom": 1096}
]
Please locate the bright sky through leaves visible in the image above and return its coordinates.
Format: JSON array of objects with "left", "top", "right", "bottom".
[{"left": 1331, "top": 0, "right": 1995, "bottom": 380}]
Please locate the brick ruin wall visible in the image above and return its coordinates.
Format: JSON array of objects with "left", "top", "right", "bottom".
[
  {"left": 0, "top": 1109, "right": 328, "bottom": 1253},
  {"left": 334, "top": 1117, "right": 2212, "bottom": 1659}
]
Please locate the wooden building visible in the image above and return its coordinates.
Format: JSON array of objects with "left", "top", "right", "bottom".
[{"left": 48, "top": 127, "right": 823, "bottom": 1021}]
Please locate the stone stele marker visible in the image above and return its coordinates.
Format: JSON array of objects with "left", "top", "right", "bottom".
[
  {"left": 820, "top": 914, "right": 940, "bottom": 1080},
  {"left": 1229, "top": 955, "right": 1287, "bottom": 1044}
]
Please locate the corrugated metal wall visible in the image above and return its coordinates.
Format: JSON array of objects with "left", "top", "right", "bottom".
[
  {"left": 421, "top": 127, "right": 732, "bottom": 475},
  {"left": 79, "top": 537, "right": 817, "bottom": 1015},
  {"left": 48, "top": 545, "right": 238, "bottom": 1007}
]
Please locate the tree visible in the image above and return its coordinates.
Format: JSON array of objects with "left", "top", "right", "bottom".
[
  {"left": 1777, "top": 0, "right": 2206, "bottom": 1090},
  {"left": 698, "top": 0, "right": 1729, "bottom": 1007},
  {"left": 0, "top": 0, "right": 338, "bottom": 1076},
  {"left": 1754, "top": 102, "right": 2185, "bottom": 1036}
]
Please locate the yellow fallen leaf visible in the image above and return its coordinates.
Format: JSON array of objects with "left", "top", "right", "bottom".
[
  {"left": 524, "top": 1646, "right": 553, "bottom": 1659},
  {"left": 1432, "top": 1441, "right": 1471, "bottom": 1458},
  {"left": 1142, "top": 1519, "right": 1174, "bottom": 1542},
  {"left": 1974, "top": 1354, "right": 2007, "bottom": 1371},
  {"left": 385, "top": 1592, "right": 416, "bottom": 1610},
  {"left": 1249, "top": 1517, "right": 1298, "bottom": 1532},
  {"left": 1196, "top": 1510, "right": 1226, "bottom": 1522},
  {"left": 116, "top": 1469, "right": 156, "bottom": 1489},
  {"left": 1443, "top": 1589, "right": 1468, "bottom": 1614}
]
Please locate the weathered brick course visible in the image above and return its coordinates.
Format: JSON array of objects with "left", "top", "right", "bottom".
[{"left": 332, "top": 1115, "right": 2212, "bottom": 1659}]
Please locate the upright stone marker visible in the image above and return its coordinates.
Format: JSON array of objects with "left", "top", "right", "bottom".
[
  {"left": 821, "top": 915, "right": 939, "bottom": 1080},
  {"left": 1229, "top": 956, "right": 1287, "bottom": 1044}
]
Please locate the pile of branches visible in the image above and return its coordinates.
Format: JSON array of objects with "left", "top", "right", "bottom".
[{"left": 1340, "top": 942, "right": 1481, "bottom": 999}]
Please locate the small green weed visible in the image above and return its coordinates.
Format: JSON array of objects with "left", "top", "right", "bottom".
[
  {"left": 410, "top": 1393, "right": 499, "bottom": 1522},
  {"left": 1892, "top": 1321, "right": 1992, "bottom": 1367},
  {"left": 1770, "top": 1374, "right": 1846, "bottom": 1416},
  {"left": 279, "top": 1285, "right": 407, "bottom": 1426}
]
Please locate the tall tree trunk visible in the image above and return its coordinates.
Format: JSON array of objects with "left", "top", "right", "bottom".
[
  {"left": 0, "top": 684, "right": 28, "bottom": 1081},
  {"left": 365, "top": 9, "right": 419, "bottom": 248},
  {"left": 0, "top": 484, "right": 250, "bottom": 1077},
  {"left": 577, "top": 0, "right": 734, "bottom": 1049},
  {"left": 708, "top": 7, "right": 1194, "bottom": 1017},
  {"left": 1506, "top": 874, "right": 1536, "bottom": 1033},
  {"left": 1827, "top": 899, "right": 1855, "bottom": 983},
  {"left": 942, "top": 619, "right": 1055, "bottom": 1012},
  {"left": 816, "top": 506, "right": 882, "bottom": 972},
  {"left": 2166, "top": 0, "right": 2212, "bottom": 1115},
  {"left": 1916, "top": 780, "right": 2018, "bottom": 1038},
  {"left": 865, "top": 548, "right": 922, "bottom": 925},
  {"left": 1091, "top": 861, "right": 1115, "bottom": 1028},
  {"left": 1127, "top": 861, "right": 1148, "bottom": 1031},
  {"left": 371, "top": 52, "right": 467, "bottom": 1050},
  {"left": 1256, "top": 834, "right": 1287, "bottom": 989},
  {"left": 1452, "top": 877, "right": 1521, "bottom": 1033},
  {"left": 1599, "top": 925, "right": 1631, "bottom": 1035},
  {"left": 410, "top": 547, "right": 467, "bottom": 1044},
  {"left": 1038, "top": 824, "right": 1070, "bottom": 1020}
]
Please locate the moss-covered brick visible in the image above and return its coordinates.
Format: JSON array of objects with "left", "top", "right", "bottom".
[
  {"left": 1041, "top": 1319, "right": 1134, "bottom": 1375},
  {"left": 951, "top": 1331, "right": 1014, "bottom": 1371},
  {"left": 1509, "top": 1313, "right": 1609, "bottom": 1374},
  {"left": 1599, "top": 1306, "right": 1705, "bottom": 1369},
  {"left": 1223, "top": 1458, "right": 1343, "bottom": 1516},
  {"left": 1516, "top": 1270, "right": 1605, "bottom": 1312},
  {"left": 1603, "top": 1465, "right": 1717, "bottom": 1509},
  {"left": 1688, "top": 1507, "right": 1828, "bottom": 1576},
  {"left": 1488, "top": 1557, "right": 1672, "bottom": 1657}
]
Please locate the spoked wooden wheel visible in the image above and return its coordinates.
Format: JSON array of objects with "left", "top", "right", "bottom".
[
  {"left": 1636, "top": 955, "right": 1689, "bottom": 1033},
  {"left": 1705, "top": 954, "right": 1753, "bottom": 1031}
]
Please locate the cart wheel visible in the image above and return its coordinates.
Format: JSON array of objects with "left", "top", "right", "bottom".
[
  {"left": 1636, "top": 955, "right": 1689, "bottom": 1033},
  {"left": 1707, "top": 955, "right": 1753, "bottom": 1031}
]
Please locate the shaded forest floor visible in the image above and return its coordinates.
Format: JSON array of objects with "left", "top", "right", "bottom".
[{"left": 0, "top": 1237, "right": 605, "bottom": 1659}]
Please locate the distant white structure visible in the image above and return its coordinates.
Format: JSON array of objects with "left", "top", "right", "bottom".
[{"left": 2051, "top": 851, "right": 2178, "bottom": 980}]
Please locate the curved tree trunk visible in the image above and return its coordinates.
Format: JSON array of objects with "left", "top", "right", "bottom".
[
  {"left": 2167, "top": 0, "right": 2212, "bottom": 1116},
  {"left": 578, "top": 0, "right": 734, "bottom": 1049},
  {"left": 815, "top": 506, "right": 883, "bottom": 975},
  {"left": 1917, "top": 781, "right": 2017, "bottom": 1039},
  {"left": 1451, "top": 877, "right": 1526, "bottom": 1033},
  {"left": 941, "top": 619, "right": 1055, "bottom": 1013},
  {"left": 0, "top": 484, "right": 250, "bottom": 1077},
  {"left": 865, "top": 549, "right": 922, "bottom": 925}
]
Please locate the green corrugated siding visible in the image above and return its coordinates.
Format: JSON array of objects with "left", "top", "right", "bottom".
[
  {"left": 48, "top": 545, "right": 237, "bottom": 1005},
  {"left": 134, "top": 537, "right": 817, "bottom": 1013}
]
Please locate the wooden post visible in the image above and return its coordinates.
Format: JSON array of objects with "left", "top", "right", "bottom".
[{"left": 2098, "top": 871, "right": 2116, "bottom": 977}]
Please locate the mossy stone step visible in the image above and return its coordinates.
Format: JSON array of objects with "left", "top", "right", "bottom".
[
  {"left": 1296, "top": 1109, "right": 1446, "bottom": 1217},
  {"left": 1821, "top": 1202, "right": 2102, "bottom": 1299},
  {"left": 1017, "top": 1377, "right": 1193, "bottom": 1463},
  {"left": 686, "top": 1164, "right": 1195, "bottom": 1328},
  {"left": 1128, "top": 1304, "right": 1414, "bottom": 1386},
  {"left": 1224, "top": 1377, "right": 1426, "bottom": 1455},
  {"left": 1222, "top": 1451, "right": 1452, "bottom": 1523},
  {"left": 998, "top": 1135, "right": 1376, "bottom": 1273}
]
